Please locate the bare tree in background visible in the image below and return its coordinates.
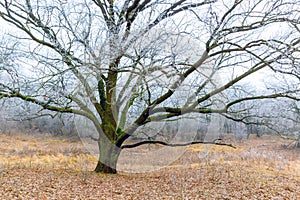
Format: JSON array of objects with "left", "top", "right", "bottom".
[{"left": 1, "top": 0, "right": 300, "bottom": 173}]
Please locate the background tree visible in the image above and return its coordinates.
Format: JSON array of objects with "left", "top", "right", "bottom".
[{"left": 1, "top": 0, "right": 300, "bottom": 173}]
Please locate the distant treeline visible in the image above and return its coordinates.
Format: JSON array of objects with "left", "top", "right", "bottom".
[{"left": 0, "top": 99, "right": 299, "bottom": 144}]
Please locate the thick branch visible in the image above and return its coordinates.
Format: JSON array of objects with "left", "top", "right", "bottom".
[
  {"left": 121, "top": 140, "right": 236, "bottom": 149},
  {"left": 132, "top": 50, "right": 209, "bottom": 127}
]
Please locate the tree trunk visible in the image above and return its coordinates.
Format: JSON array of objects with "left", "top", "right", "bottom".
[
  {"left": 94, "top": 137, "right": 121, "bottom": 174},
  {"left": 297, "top": 134, "right": 300, "bottom": 148},
  {"left": 94, "top": 159, "right": 118, "bottom": 174}
]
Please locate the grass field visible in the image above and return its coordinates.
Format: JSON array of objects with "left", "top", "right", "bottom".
[{"left": 0, "top": 133, "right": 299, "bottom": 199}]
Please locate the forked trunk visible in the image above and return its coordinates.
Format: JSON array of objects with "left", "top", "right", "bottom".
[{"left": 94, "top": 137, "right": 121, "bottom": 174}]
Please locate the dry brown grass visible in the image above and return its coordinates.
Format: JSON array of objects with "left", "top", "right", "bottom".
[{"left": 0, "top": 133, "right": 299, "bottom": 199}]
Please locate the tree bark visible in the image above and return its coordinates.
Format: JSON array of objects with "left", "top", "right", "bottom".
[
  {"left": 94, "top": 160, "right": 118, "bottom": 174},
  {"left": 94, "top": 136, "right": 121, "bottom": 174}
]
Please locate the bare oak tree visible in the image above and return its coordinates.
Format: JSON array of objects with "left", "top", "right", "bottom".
[{"left": 1, "top": 0, "right": 300, "bottom": 173}]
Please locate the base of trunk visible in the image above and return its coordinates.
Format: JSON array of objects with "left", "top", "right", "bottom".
[{"left": 94, "top": 161, "right": 117, "bottom": 174}]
